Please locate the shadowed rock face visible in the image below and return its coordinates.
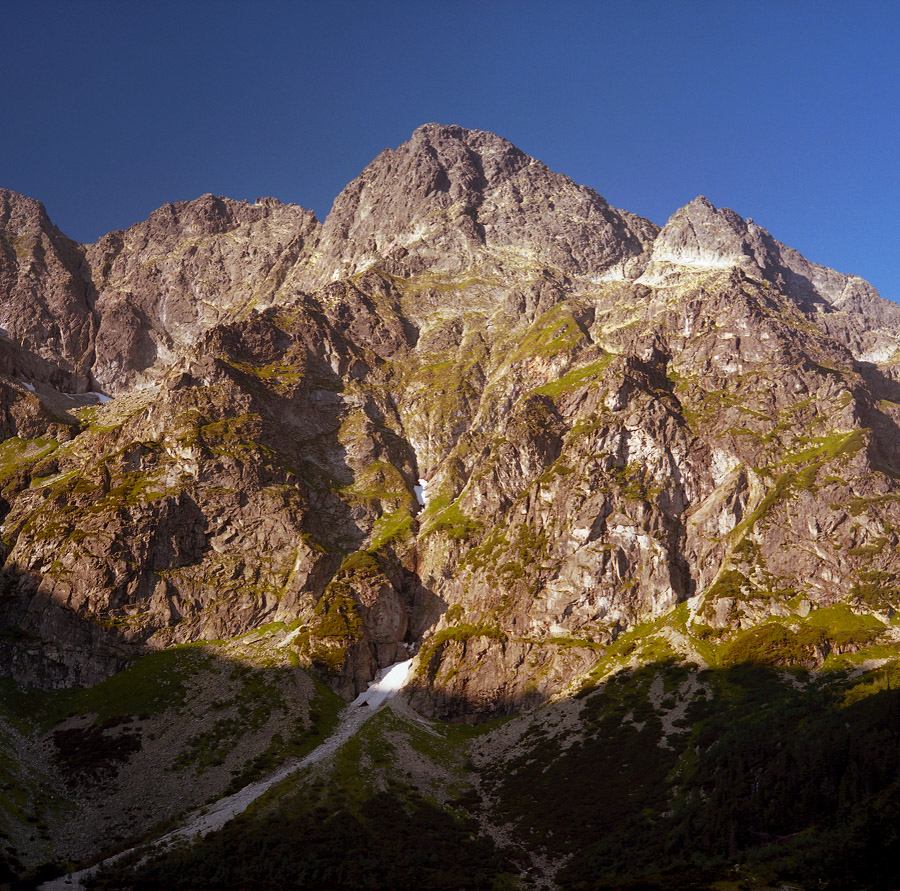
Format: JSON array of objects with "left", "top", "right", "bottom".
[
  {"left": 1, "top": 125, "right": 900, "bottom": 723},
  {"left": 0, "top": 189, "right": 96, "bottom": 390}
]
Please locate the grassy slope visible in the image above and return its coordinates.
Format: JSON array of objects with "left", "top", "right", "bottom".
[
  {"left": 89, "top": 706, "right": 519, "bottom": 891},
  {"left": 0, "top": 629, "right": 344, "bottom": 884}
]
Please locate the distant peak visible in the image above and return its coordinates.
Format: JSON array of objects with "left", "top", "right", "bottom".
[
  {"left": 639, "top": 196, "right": 772, "bottom": 281},
  {"left": 411, "top": 121, "right": 495, "bottom": 139},
  {"left": 410, "top": 121, "right": 518, "bottom": 147},
  {"left": 670, "top": 195, "right": 740, "bottom": 223},
  {"left": 0, "top": 187, "right": 37, "bottom": 204},
  {"left": 642, "top": 195, "right": 873, "bottom": 317},
  {"left": 666, "top": 194, "right": 756, "bottom": 233},
  {"left": 399, "top": 123, "right": 528, "bottom": 175},
  {"left": 411, "top": 121, "right": 462, "bottom": 137}
]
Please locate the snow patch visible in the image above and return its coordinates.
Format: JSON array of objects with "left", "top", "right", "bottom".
[
  {"left": 65, "top": 391, "right": 113, "bottom": 406},
  {"left": 414, "top": 477, "right": 430, "bottom": 508},
  {"left": 277, "top": 627, "right": 303, "bottom": 649},
  {"left": 19, "top": 380, "right": 35, "bottom": 393},
  {"left": 591, "top": 268, "right": 626, "bottom": 283},
  {"left": 351, "top": 659, "right": 414, "bottom": 710},
  {"left": 859, "top": 345, "right": 898, "bottom": 364}
]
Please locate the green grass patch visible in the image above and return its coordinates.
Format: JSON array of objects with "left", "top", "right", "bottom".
[
  {"left": 532, "top": 356, "right": 612, "bottom": 399},
  {"left": 418, "top": 624, "right": 508, "bottom": 676},
  {"left": 0, "top": 435, "right": 59, "bottom": 485},
  {"left": 39, "top": 644, "right": 217, "bottom": 727},
  {"left": 509, "top": 303, "right": 585, "bottom": 362},
  {"left": 368, "top": 507, "right": 414, "bottom": 551},
  {"left": 721, "top": 606, "right": 884, "bottom": 668},
  {"left": 420, "top": 492, "right": 482, "bottom": 540},
  {"left": 805, "top": 603, "right": 885, "bottom": 647},
  {"left": 728, "top": 431, "right": 866, "bottom": 538}
]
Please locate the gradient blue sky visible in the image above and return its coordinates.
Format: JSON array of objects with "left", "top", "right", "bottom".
[{"left": 3, "top": 1, "right": 898, "bottom": 299}]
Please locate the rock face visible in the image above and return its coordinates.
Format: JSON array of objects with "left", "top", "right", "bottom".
[
  {"left": 304, "top": 123, "right": 657, "bottom": 285},
  {"left": 85, "top": 194, "right": 320, "bottom": 394},
  {"left": 1, "top": 124, "right": 900, "bottom": 724},
  {"left": 0, "top": 189, "right": 96, "bottom": 391}
]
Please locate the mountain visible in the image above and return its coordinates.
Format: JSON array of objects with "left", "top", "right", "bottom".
[{"left": 3, "top": 125, "right": 900, "bottom": 889}]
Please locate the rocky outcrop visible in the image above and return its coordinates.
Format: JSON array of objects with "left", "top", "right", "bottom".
[
  {"left": 0, "top": 189, "right": 96, "bottom": 390},
  {"left": 85, "top": 194, "right": 320, "bottom": 393}
]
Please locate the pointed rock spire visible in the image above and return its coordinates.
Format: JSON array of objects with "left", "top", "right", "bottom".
[{"left": 643, "top": 195, "right": 773, "bottom": 276}]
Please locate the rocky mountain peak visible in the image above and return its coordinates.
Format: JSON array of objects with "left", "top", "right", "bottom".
[
  {"left": 640, "top": 194, "right": 775, "bottom": 282},
  {"left": 637, "top": 196, "right": 900, "bottom": 361},
  {"left": 6, "top": 126, "right": 900, "bottom": 891},
  {"left": 95, "top": 192, "right": 319, "bottom": 251},
  {"left": 307, "top": 123, "right": 659, "bottom": 284},
  {"left": 142, "top": 193, "right": 255, "bottom": 239},
  {"left": 0, "top": 189, "right": 96, "bottom": 390},
  {"left": 82, "top": 194, "right": 320, "bottom": 393},
  {"left": 406, "top": 121, "right": 532, "bottom": 188}
]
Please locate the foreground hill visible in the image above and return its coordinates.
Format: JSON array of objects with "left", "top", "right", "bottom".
[{"left": 2, "top": 125, "right": 900, "bottom": 888}]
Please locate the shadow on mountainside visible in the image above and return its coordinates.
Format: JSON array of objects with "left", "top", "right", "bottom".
[
  {"left": 0, "top": 639, "right": 349, "bottom": 886},
  {"left": 487, "top": 658, "right": 900, "bottom": 891},
  {"left": 25, "top": 655, "right": 900, "bottom": 891},
  {"left": 859, "top": 361, "right": 900, "bottom": 403},
  {"left": 0, "top": 540, "right": 453, "bottom": 882},
  {"left": 0, "top": 314, "right": 423, "bottom": 691}
]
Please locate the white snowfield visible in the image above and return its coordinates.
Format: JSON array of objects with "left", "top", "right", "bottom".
[
  {"left": 414, "top": 477, "right": 430, "bottom": 508},
  {"left": 38, "top": 658, "right": 415, "bottom": 891}
]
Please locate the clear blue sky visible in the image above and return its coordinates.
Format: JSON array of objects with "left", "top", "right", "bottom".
[{"left": 3, "top": 0, "right": 898, "bottom": 300}]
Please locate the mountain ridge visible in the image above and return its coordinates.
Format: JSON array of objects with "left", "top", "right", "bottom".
[
  {"left": 1, "top": 125, "right": 899, "bottom": 698},
  {"left": 3, "top": 125, "right": 900, "bottom": 888}
]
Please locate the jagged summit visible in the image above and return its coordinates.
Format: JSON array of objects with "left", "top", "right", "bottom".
[
  {"left": 0, "top": 188, "right": 54, "bottom": 232},
  {"left": 1, "top": 123, "right": 898, "bottom": 401},
  {"left": 111, "top": 192, "right": 316, "bottom": 240},
  {"left": 1, "top": 123, "right": 898, "bottom": 398},
  {"left": 2, "top": 126, "right": 900, "bottom": 695},
  {"left": 638, "top": 194, "right": 900, "bottom": 358},
  {"left": 644, "top": 195, "right": 769, "bottom": 272},
  {"left": 647, "top": 194, "right": 812, "bottom": 283},
  {"left": 308, "top": 122, "right": 658, "bottom": 283},
  {"left": 408, "top": 121, "right": 530, "bottom": 167},
  {"left": 0, "top": 187, "right": 96, "bottom": 390}
]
